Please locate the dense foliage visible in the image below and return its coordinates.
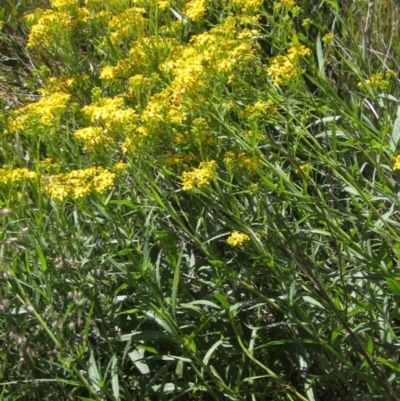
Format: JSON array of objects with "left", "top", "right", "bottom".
[{"left": 1, "top": 0, "right": 400, "bottom": 400}]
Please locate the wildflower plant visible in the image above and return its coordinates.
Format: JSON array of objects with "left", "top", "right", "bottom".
[{"left": 1, "top": 0, "right": 400, "bottom": 400}]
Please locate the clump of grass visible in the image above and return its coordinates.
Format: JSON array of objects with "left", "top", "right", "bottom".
[{"left": 1, "top": 0, "right": 400, "bottom": 400}]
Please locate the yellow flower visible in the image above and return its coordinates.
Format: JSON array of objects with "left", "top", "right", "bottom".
[
  {"left": 81, "top": 97, "right": 137, "bottom": 130},
  {"left": 322, "top": 33, "right": 335, "bottom": 45},
  {"left": 129, "top": 74, "right": 147, "bottom": 87},
  {"left": 114, "top": 162, "right": 128, "bottom": 171},
  {"left": 8, "top": 92, "right": 70, "bottom": 131},
  {"left": 281, "top": 0, "right": 296, "bottom": 5},
  {"left": 302, "top": 18, "right": 312, "bottom": 29},
  {"left": 224, "top": 152, "right": 261, "bottom": 171},
  {"left": 157, "top": 1, "right": 170, "bottom": 11},
  {"left": 27, "top": 9, "right": 72, "bottom": 49},
  {"left": 393, "top": 155, "right": 400, "bottom": 171},
  {"left": 43, "top": 167, "right": 115, "bottom": 201},
  {"left": 249, "top": 183, "right": 258, "bottom": 193},
  {"left": 50, "top": 0, "right": 79, "bottom": 10},
  {"left": 358, "top": 70, "right": 395, "bottom": 92},
  {"left": 232, "top": 0, "right": 263, "bottom": 12},
  {"left": 267, "top": 45, "right": 310, "bottom": 86},
  {"left": 226, "top": 231, "right": 250, "bottom": 247},
  {"left": 287, "top": 44, "right": 311, "bottom": 59},
  {"left": 295, "top": 163, "right": 311, "bottom": 173},
  {"left": 0, "top": 168, "right": 37, "bottom": 185},
  {"left": 240, "top": 100, "right": 278, "bottom": 120},
  {"left": 182, "top": 160, "right": 217, "bottom": 191},
  {"left": 100, "top": 66, "right": 117, "bottom": 80},
  {"left": 74, "top": 126, "right": 112, "bottom": 150},
  {"left": 184, "top": 0, "right": 206, "bottom": 21}
]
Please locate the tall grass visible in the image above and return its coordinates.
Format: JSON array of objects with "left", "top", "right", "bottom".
[{"left": 1, "top": 0, "right": 400, "bottom": 400}]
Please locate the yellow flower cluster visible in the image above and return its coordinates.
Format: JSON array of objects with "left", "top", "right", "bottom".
[
  {"left": 393, "top": 155, "right": 400, "bottom": 171},
  {"left": 128, "top": 74, "right": 148, "bottom": 88},
  {"left": 100, "top": 59, "right": 132, "bottom": 80},
  {"left": 224, "top": 152, "right": 261, "bottom": 171},
  {"left": 114, "top": 162, "right": 128, "bottom": 171},
  {"left": 302, "top": 18, "right": 312, "bottom": 28},
  {"left": 165, "top": 152, "right": 196, "bottom": 166},
  {"left": 240, "top": 100, "right": 278, "bottom": 120},
  {"left": 0, "top": 168, "right": 37, "bottom": 185},
  {"left": 160, "top": 22, "right": 256, "bottom": 97},
  {"left": 357, "top": 70, "right": 396, "bottom": 92},
  {"left": 161, "top": 45, "right": 206, "bottom": 95},
  {"left": 39, "top": 158, "right": 53, "bottom": 168},
  {"left": 226, "top": 231, "right": 250, "bottom": 247},
  {"left": 8, "top": 92, "right": 70, "bottom": 131},
  {"left": 141, "top": 91, "right": 169, "bottom": 125},
  {"left": 275, "top": 0, "right": 296, "bottom": 7},
  {"left": 322, "top": 33, "right": 335, "bottom": 45},
  {"left": 39, "top": 75, "right": 82, "bottom": 96},
  {"left": 129, "top": 37, "right": 174, "bottom": 73},
  {"left": 108, "top": 7, "right": 146, "bottom": 44},
  {"left": 27, "top": 9, "right": 72, "bottom": 49},
  {"left": 295, "top": 163, "right": 311, "bottom": 174},
  {"left": 121, "top": 127, "right": 148, "bottom": 153},
  {"left": 190, "top": 117, "right": 214, "bottom": 145},
  {"left": 182, "top": 161, "right": 217, "bottom": 191},
  {"left": 157, "top": 1, "right": 169, "bottom": 11},
  {"left": 267, "top": 44, "right": 311, "bottom": 86},
  {"left": 184, "top": 0, "right": 206, "bottom": 21},
  {"left": 74, "top": 127, "right": 112, "bottom": 150},
  {"left": 138, "top": 22, "right": 258, "bottom": 133},
  {"left": 232, "top": 0, "right": 263, "bottom": 12},
  {"left": 50, "top": 0, "right": 79, "bottom": 11},
  {"left": 43, "top": 167, "right": 115, "bottom": 201},
  {"left": 38, "top": 158, "right": 60, "bottom": 173},
  {"left": 274, "top": 0, "right": 302, "bottom": 16},
  {"left": 81, "top": 97, "right": 137, "bottom": 130}
]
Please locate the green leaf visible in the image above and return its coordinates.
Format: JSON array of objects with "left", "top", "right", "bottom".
[
  {"left": 175, "top": 360, "right": 183, "bottom": 378},
  {"left": 316, "top": 33, "right": 325, "bottom": 77},
  {"left": 390, "top": 106, "right": 400, "bottom": 151},
  {"left": 35, "top": 246, "right": 48, "bottom": 272},
  {"left": 87, "top": 351, "right": 101, "bottom": 392},
  {"left": 172, "top": 246, "right": 183, "bottom": 319},
  {"left": 292, "top": 30, "right": 299, "bottom": 45},
  {"left": 303, "top": 296, "right": 325, "bottom": 309},
  {"left": 376, "top": 357, "right": 400, "bottom": 372},
  {"left": 181, "top": 300, "right": 221, "bottom": 309},
  {"left": 203, "top": 340, "right": 223, "bottom": 365},
  {"left": 110, "top": 354, "right": 119, "bottom": 400},
  {"left": 213, "top": 293, "right": 230, "bottom": 309},
  {"left": 135, "top": 344, "right": 158, "bottom": 354},
  {"left": 129, "top": 348, "right": 150, "bottom": 375},
  {"left": 386, "top": 278, "right": 400, "bottom": 296}
]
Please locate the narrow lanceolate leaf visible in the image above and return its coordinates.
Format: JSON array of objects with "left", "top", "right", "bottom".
[
  {"left": 386, "top": 278, "right": 400, "bottom": 296},
  {"left": 36, "top": 246, "right": 48, "bottom": 272},
  {"left": 169, "top": 7, "right": 189, "bottom": 23},
  {"left": 172, "top": 246, "right": 184, "bottom": 319},
  {"left": 203, "top": 339, "right": 224, "bottom": 365},
  {"left": 302, "top": 296, "right": 325, "bottom": 309},
  {"left": 316, "top": 33, "right": 325, "bottom": 77},
  {"left": 111, "top": 354, "right": 119, "bottom": 400},
  {"left": 87, "top": 351, "right": 101, "bottom": 392},
  {"left": 128, "top": 348, "right": 150, "bottom": 375},
  {"left": 390, "top": 105, "right": 400, "bottom": 151}
]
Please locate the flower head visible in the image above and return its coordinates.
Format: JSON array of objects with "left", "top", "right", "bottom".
[
  {"left": 393, "top": 155, "right": 400, "bottom": 171},
  {"left": 182, "top": 160, "right": 217, "bottom": 191},
  {"left": 226, "top": 231, "right": 250, "bottom": 247}
]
